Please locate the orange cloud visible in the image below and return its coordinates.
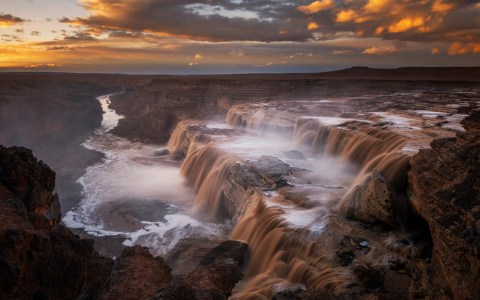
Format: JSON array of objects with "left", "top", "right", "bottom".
[
  {"left": 336, "top": 10, "right": 358, "bottom": 23},
  {"left": 364, "top": 0, "right": 393, "bottom": 13},
  {"left": 448, "top": 42, "right": 480, "bottom": 55},
  {"left": 0, "top": 13, "right": 25, "bottom": 28},
  {"left": 388, "top": 17, "right": 424, "bottom": 33},
  {"left": 431, "top": 47, "right": 440, "bottom": 54},
  {"left": 307, "top": 22, "right": 320, "bottom": 31},
  {"left": 298, "top": 0, "right": 334, "bottom": 14},
  {"left": 375, "top": 26, "right": 385, "bottom": 35},
  {"left": 363, "top": 46, "right": 399, "bottom": 55},
  {"left": 432, "top": 0, "right": 454, "bottom": 13}
]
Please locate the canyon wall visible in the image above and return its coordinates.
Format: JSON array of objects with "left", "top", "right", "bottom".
[
  {"left": 0, "top": 145, "right": 247, "bottom": 299},
  {"left": 1, "top": 70, "right": 480, "bottom": 299},
  {"left": 0, "top": 73, "right": 146, "bottom": 213},
  {"left": 408, "top": 111, "right": 480, "bottom": 299},
  {"left": 109, "top": 76, "right": 479, "bottom": 144}
]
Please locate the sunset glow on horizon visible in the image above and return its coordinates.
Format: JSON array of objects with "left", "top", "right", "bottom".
[{"left": 1, "top": 0, "right": 479, "bottom": 74}]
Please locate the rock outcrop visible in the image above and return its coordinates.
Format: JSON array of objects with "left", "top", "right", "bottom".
[
  {"left": 0, "top": 146, "right": 112, "bottom": 300},
  {"left": 157, "top": 239, "right": 248, "bottom": 300},
  {"left": 408, "top": 110, "right": 480, "bottom": 299},
  {"left": 99, "top": 246, "right": 172, "bottom": 300},
  {"left": 0, "top": 146, "right": 247, "bottom": 300},
  {"left": 340, "top": 170, "right": 397, "bottom": 226}
]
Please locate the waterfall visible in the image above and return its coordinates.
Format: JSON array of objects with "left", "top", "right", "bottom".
[{"left": 168, "top": 103, "right": 418, "bottom": 298}]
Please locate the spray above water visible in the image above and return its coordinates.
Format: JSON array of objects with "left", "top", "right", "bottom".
[{"left": 63, "top": 94, "right": 227, "bottom": 256}]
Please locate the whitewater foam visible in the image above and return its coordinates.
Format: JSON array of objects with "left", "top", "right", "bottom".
[{"left": 63, "top": 94, "right": 228, "bottom": 255}]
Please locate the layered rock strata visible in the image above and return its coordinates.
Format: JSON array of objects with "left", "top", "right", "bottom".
[{"left": 408, "top": 110, "right": 480, "bottom": 299}]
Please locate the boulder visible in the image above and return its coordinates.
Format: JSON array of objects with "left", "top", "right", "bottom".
[
  {"left": 339, "top": 170, "right": 396, "bottom": 226},
  {"left": 157, "top": 239, "right": 247, "bottom": 300},
  {"left": 99, "top": 246, "right": 172, "bottom": 300}
]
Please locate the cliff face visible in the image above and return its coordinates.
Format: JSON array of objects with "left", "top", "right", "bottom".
[
  {"left": 0, "top": 73, "right": 152, "bottom": 214},
  {"left": 408, "top": 110, "right": 480, "bottom": 299},
  {"left": 109, "top": 76, "right": 478, "bottom": 144},
  {"left": 0, "top": 146, "right": 247, "bottom": 300},
  {"left": 0, "top": 146, "right": 110, "bottom": 299}
]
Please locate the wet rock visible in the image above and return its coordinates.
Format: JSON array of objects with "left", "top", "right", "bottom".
[
  {"left": 157, "top": 239, "right": 247, "bottom": 300},
  {"left": 339, "top": 170, "right": 396, "bottom": 226},
  {"left": 99, "top": 245, "right": 172, "bottom": 300},
  {"left": 408, "top": 110, "right": 480, "bottom": 299},
  {"left": 154, "top": 149, "right": 169, "bottom": 156},
  {"left": 244, "top": 155, "right": 293, "bottom": 190},
  {"left": 283, "top": 150, "right": 305, "bottom": 160}
]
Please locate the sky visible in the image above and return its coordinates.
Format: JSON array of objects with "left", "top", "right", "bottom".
[{"left": 0, "top": 0, "right": 479, "bottom": 74}]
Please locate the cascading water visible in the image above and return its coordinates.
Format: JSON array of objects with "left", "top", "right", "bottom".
[
  {"left": 167, "top": 98, "right": 443, "bottom": 298},
  {"left": 168, "top": 112, "right": 363, "bottom": 298},
  {"left": 62, "top": 94, "right": 227, "bottom": 256},
  {"left": 63, "top": 93, "right": 466, "bottom": 297}
]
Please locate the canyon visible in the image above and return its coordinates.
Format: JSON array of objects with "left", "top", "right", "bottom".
[{"left": 0, "top": 68, "right": 479, "bottom": 299}]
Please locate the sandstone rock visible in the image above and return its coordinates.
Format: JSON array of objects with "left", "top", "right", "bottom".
[
  {"left": 339, "top": 170, "right": 396, "bottom": 226},
  {"left": 157, "top": 239, "right": 248, "bottom": 300},
  {"left": 408, "top": 110, "right": 480, "bottom": 299},
  {"left": 99, "top": 245, "right": 172, "bottom": 300}
]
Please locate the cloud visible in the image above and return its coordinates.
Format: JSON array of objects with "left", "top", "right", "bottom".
[
  {"left": 0, "top": 13, "right": 26, "bottom": 28},
  {"left": 336, "top": 10, "right": 358, "bottom": 23},
  {"left": 298, "top": 0, "right": 334, "bottom": 14},
  {"left": 307, "top": 22, "right": 320, "bottom": 30},
  {"left": 230, "top": 49, "right": 245, "bottom": 57},
  {"left": 47, "top": 46, "right": 76, "bottom": 51},
  {"left": 24, "top": 63, "right": 62, "bottom": 69},
  {"left": 63, "top": 31, "right": 97, "bottom": 41},
  {"left": 431, "top": 47, "right": 440, "bottom": 54},
  {"left": 447, "top": 42, "right": 480, "bottom": 55},
  {"left": 432, "top": 0, "right": 455, "bottom": 13},
  {"left": 362, "top": 46, "right": 401, "bottom": 55},
  {"left": 364, "top": 0, "right": 394, "bottom": 14},
  {"left": 54, "top": 0, "right": 479, "bottom": 50},
  {"left": 332, "top": 49, "right": 354, "bottom": 55},
  {"left": 61, "top": 0, "right": 313, "bottom": 42},
  {"left": 333, "top": 0, "right": 480, "bottom": 46}
]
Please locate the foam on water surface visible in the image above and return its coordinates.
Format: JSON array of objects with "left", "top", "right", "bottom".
[{"left": 63, "top": 94, "right": 228, "bottom": 255}]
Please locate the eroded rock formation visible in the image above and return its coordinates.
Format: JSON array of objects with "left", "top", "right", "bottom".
[
  {"left": 408, "top": 110, "right": 480, "bottom": 299},
  {"left": 0, "top": 146, "right": 109, "bottom": 299}
]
